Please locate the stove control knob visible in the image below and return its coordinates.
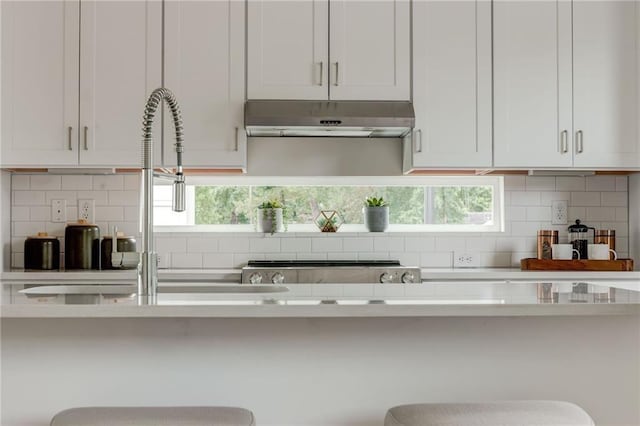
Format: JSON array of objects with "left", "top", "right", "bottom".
[
  {"left": 379, "top": 272, "right": 394, "bottom": 284},
  {"left": 401, "top": 272, "right": 416, "bottom": 284},
  {"left": 249, "top": 273, "right": 263, "bottom": 285},
  {"left": 271, "top": 272, "right": 285, "bottom": 284}
]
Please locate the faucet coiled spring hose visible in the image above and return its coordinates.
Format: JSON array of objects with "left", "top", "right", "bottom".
[{"left": 142, "top": 88, "right": 184, "bottom": 173}]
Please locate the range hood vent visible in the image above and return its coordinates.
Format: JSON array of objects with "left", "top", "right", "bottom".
[{"left": 245, "top": 100, "right": 415, "bottom": 138}]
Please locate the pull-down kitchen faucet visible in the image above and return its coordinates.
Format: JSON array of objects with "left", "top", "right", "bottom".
[{"left": 139, "top": 88, "right": 185, "bottom": 304}]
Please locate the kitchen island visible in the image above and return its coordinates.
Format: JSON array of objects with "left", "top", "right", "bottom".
[{"left": 2, "top": 276, "right": 639, "bottom": 426}]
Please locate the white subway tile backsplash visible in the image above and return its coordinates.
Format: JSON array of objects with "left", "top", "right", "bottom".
[
  {"left": 404, "top": 237, "right": 435, "bottom": 252},
  {"left": 312, "top": 237, "right": 343, "bottom": 252},
  {"left": 93, "top": 175, "right": 124, "bottom": 190},
  {"left": 108, "top": 191, "right": 139, "bottom": 206},
  {"left": 615, "top": 176, "right": 628, "bottom": 192},
  {"left": 203, "top": 253, "right": 234, "bottom": 268},
  {"left": 420, "top": 252, "right": 453, "bottom": 268},
  {"left": 156, "top": 237, "right": 187, "bottom": 254},
  {"left": 510, "top": 191, "right": 541, "bottom": 206},
  {"left": 171, "top": 253, "right": 203, "bottom": 268},
  {"left": 76, "top": 191, "right": 109, "bottom": 206},
  {"left": 123, "top": 174, "right": 141, "bottom": 190},
  {"left": 585, "top": 207, "right": 617, "bottom": 222},
  {"left": 525, "top": 206, "right": 552, "bottom": 221},
  {"left": 8, "top": 174, "right": 630, "bottom": 271},
  {"left": 14, "top": 191, "right": 45, "bottom": 205},
  {"left": 61, "top": 175, "right": 93, "bottom": 190},
  {"left": 586, "top": 175, "right": 616, "bottom": 192},
  {"left": 281, "top": 238, "right": 312, "bottom": 252},
  {"left": 218, "top": 237, "right": 250, "bottom": 253},
  {"left": 525, "top": 176, "right": 555, "bottom": 191},
  {"left": 30, "top": 175, "right": 61, "bottom": 190},
  {"left": 250, "top": 237, "right": 281, "bottom": 253},
  {"left": 539, "top": 192, "right": 570, "bottom": 206},
  {"left": 571, "top": 192, "right": 601, "bottom": 206},
  {"left": 12, "top": 175, "right": 30, "bottom": 190},
  {"left": 343, "top": 237, "right": 374, "bottom": 252},
  {"left": 188, "top": 237, "right": 219, "bottom": 253},
  {"left": 29, "top": 206, "right": 51, "bottom": 221},
  {"left": 555, "top": 177, "right": 585, "bottom": 192},
  {"left": 601, "top": 192, "right": 627, "bottom": 207},
  {"left": 95, "top": 206, "right": 124, "bottom": 222},
  {"left": 12, "top": 206, "right": 30, "bottom": 221}
]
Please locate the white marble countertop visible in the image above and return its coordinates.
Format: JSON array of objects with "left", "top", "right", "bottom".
[{"left": 2, "top": 281, "right": 639, "bottom": 318}]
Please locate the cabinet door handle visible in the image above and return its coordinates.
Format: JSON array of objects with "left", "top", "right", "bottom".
[
  {"left": 83, "top": 126, "right": 88, "bottom": 150},
  {"left": 414, "top": 129, "right": 423, "bottom": 153},
  {"left": 576, "top": 130, "right": 584, "bottom": 154},
  {"left": 234, "top": 127, "right": 239, "bottom": 152},
  {"left": 333, "top": 62, "right": 339, "bottom": 86},
  {"left": 560, "top": 130, "right": 568, "bottom": 153},
  {"left": 317, "top": 62, "right": 324, "bottom": 86},
  {"left": 67, "top": 126, "right": 73, "bottom": 150}
]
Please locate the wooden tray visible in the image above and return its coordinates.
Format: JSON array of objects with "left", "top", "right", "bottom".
[{"left": 520, "top": 258, "right": 634, "bottom": 271}]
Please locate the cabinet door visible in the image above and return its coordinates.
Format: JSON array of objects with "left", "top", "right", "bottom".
[
  {"left": 164, "top": 0, "right": 246, "bottom": 169},
  {"left": 406, "top": 0, "right": 491, "bottom": 170},
  {"left": 573, "top": 0, "right": 639, "bottom": 168},
  {"left": 247, "top": 0, "right": 328, "bottom": 100},
  {"left": 493, "top": 0, "right": 573, "bottom": 168},
  {"left": 329, "top": 0, "right": 410, "bottom": 100},
  {"left": 79, "top": 1, "right": 162, "bottom": 167},
  {"left": 1, "top": 1, "right": 79, "bottom": 167}
]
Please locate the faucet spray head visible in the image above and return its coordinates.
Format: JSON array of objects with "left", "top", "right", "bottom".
[{"left": 172, "top": 175, "right": 186, "bottom": 212}]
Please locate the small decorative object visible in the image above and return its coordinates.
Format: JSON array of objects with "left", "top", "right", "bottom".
[
  {"left": 314, "top": 210, "right": 343, "bottom": 232},
  {"left": 364, "top": 197, "right": 389, "bottom": 232},
  {"left": 257, "top": 199, "right": 285, "bottom": 234}
]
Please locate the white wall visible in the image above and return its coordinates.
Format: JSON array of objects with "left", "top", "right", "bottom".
[
  {"left": 8, "top": 174, "right": 631, "bottom": 270},
  {"left": 629, "top": 173, "right": 639, "bottom": 270},
  {"left": 1, "top": 170, "right": 10, "bottom": 271},
  {"left": 2, "top": 316, "right": 639, "bottom": 426}
]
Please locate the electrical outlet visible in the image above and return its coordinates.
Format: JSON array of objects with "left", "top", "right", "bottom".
[
  {"left": 51, "top": 199, "right": 66, "bottom": 222},
  {"left": 454, "top": 252, "right": 480, "bottom": 268},
  {"left": 552, "top": 200, "right": 568, "bottom": 225},
  {"left": 78, "top": 199, "right": 95, "bottom": 223}
]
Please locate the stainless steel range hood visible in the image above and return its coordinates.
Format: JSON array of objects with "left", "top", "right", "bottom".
[{"left": 245, "top": 100, "right": 415, "bottom": 138}]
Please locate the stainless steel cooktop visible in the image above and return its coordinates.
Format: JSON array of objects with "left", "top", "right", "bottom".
[{"left": 241, "top": 260, "right": 421, "bottom": 284}]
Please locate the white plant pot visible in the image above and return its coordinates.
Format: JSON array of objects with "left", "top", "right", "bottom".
[{"left": 258, "top": 208, "right": 284, "bottom": 233}]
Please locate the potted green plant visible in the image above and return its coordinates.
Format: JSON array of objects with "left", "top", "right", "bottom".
[
  {"left": 364, "top": 197, "right": 389, "bottom": 232},
  {"left": 257, "top": 199, "right": 285, "bottom": 234},
  {"left": 314, "top": 210, "right": 343, "bottom": 232}
]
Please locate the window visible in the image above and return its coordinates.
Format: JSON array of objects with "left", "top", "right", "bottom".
[{"left": 154, "top": 176, "right": 504, "bottom": 232}]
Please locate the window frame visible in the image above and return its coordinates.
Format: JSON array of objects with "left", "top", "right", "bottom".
[{"left": 154, "top": 175, "right": 504, "bottom": 233}]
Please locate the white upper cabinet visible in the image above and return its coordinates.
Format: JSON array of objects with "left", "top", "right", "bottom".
[
  {"left": 164, "top": 0, "right": 246, "bottom": 169},
  {"left": 329, "top": 0, "right": 410, "bottom": 100},
  {"left": 1, "top": 1, "right": 79, "bottom": 167},
  {"left": 247, "top": 0, "right": 409, "bottom": 101},
  {"left": 572, "top": 0, "right": 639, "bottom": 168},
  {"left": 405, "top": 0, "right": 492, "bottom": 171},
  {"left": 494, "top": 0, "right": 638, "bottom": 169},
  {"left": 493, "top": 0, "right": 573, "bottom": 168},
  {"left": 79, "top": 1, "right": 161, "bottom": 167},
  {"left": 247, "top": 0, "right": 328, "bottom": 100},
  {"left": 1, "top": 0, "right": 160, "bottom": 168}
]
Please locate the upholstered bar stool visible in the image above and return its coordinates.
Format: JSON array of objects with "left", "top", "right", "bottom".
[
  {"left": 50, "top": 406, "right": 256, "bottom": 426},
  {"left": 384, "top": 401, "right": 595, "bottom": 426}
]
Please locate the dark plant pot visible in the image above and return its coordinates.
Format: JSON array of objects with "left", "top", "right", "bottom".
[{"left": 364, "top": 206, "right": 389, "bottom": 232}]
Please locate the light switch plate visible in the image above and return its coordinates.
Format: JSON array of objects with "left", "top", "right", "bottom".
[{"left": 552, "top": 200, "right": 568, "bottom": 225}]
